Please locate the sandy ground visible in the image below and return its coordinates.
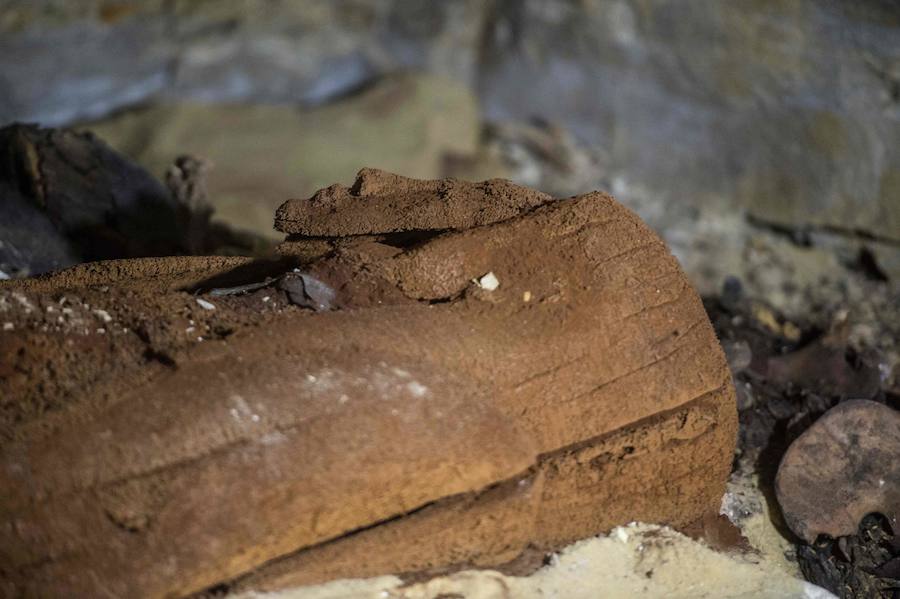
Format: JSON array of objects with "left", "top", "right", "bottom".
[{"left": 234, "top": 525, "right": 832, "bottom": 599}]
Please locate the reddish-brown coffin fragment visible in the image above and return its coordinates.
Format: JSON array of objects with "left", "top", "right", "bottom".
[{"left": 0, "top": 169, "right": 737, "bottom": 597}]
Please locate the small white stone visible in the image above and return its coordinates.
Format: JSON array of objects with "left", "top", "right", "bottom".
[
  {"left": 0, "top": 270, "right": 9, "bottom": 280},
  {"left": 196, "top": 298, "right": 216, "bottom": 310},
  {"left": 93, "top": 309, "right": 112, "bottom": 323},
  {"left": 2, "top": 322, "right": 13, "bottom": 331},
  {"left": 185, "top": 326, "right": 195, "bottom": 333},
  {"left": 262, "top": 296, "right": 271, "bottom": 302},
  {"left": 477, "top": 271, "right": 500, "bottom": 291},
  {"left": 338, "top": 394, "right": 349, "bottom": 404},
  {"left": 523, "top": 290, "right": 532, "bottom": 302},
  {"left": 259, "top": 431, "right": 288, "bottom": 445},
  {"left": 406, "top": 381, "right": 428, "bottom": 397}
]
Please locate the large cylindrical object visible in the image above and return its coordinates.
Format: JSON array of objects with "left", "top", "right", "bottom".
[{"left": 0, "top": 169, "right": 737, "bottom": 597}]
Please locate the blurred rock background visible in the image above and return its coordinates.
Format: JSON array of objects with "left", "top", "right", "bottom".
[
  {"left": 1, "top": 2, "right": 900, "bottom": 596},
  {"left": 1, "top": 0, "right": 898, "bottom": 378}
]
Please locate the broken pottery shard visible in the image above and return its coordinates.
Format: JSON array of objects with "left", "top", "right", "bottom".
[
  {"left": 775, "top": 399, "right": 900, "bottom": 544},
  {"left": 279, "top": 272, "right": 336, "bottom": 311},
  {"left": 0, "top": 169, "right": 737, "bottom": 597}
]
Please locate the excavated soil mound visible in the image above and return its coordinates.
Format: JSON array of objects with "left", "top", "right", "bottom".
[{"left": 0, "top": 169, "right": 737, "bottom": 598}]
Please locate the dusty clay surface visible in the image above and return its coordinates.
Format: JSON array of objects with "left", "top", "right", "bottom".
[{"left": 0, "top": 169, "right": 737, "bottom": 598}]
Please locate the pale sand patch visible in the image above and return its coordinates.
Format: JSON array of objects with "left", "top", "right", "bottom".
[{"left": 233, "top": 522, "right": 834, "bottom": 599}]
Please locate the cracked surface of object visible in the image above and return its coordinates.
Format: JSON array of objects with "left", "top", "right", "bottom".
[{"left": 0, "top": 169, "right": 737, "bottom": 597}]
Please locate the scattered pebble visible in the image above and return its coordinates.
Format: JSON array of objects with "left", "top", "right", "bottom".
[
  {"left": 476, "top": 271, "right": 500, "bottom": 291},
  {"left": 523, "top": 290, "right": 532, "bottom": 302},
  {"left": 196, "top": 298, "right": 216, "bottom": 311},
  {"left": 93, "top": 309, "right": 112, "bottom": 323},
  {"left": 2, "top": 322, "right": 13, "bottom": 331},
  {"left": 722, "top": 339, "right": 752, "bottom": 374}
]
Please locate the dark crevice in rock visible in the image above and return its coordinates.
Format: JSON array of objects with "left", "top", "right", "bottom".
[
  {"left": 746, "top": 213, "right": 900, "bottom": 248},
  {"left": 378, "top": 229, "right": 449, "bottom": 250}
]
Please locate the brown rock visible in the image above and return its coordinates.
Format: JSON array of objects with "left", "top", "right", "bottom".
[
  {"left": 0, "top": 170, "right": 737, "bottom": 597},
  {"left": 775, "top": 399, "right": 900, "bottom": 544}
]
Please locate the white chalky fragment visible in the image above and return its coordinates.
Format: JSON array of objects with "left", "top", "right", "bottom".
[
  {"left": 196, "top": 298, "right": 216, "bottom": 310},
  {"left": 2, "top": 322, "right": 13, "bottom": 331},
  {"left": 406, "top": 381, "right": 428, "bottom": 397},
  {"left": 477, "top": 271, "right": 500, "bottom": 291}
]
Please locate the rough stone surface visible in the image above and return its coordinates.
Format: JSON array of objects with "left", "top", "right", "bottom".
[
  {"left": 0, "top": 123, "right": 187, "bottom": 276},
  {"left": 0, "top": 171, "right": 736, "bottom": 597},
  {"left": 479, "top": 0, "right": 900, "bottom": 242},
  {"left": 2, "top": 1, "right": 898, "bottom": 241},
  {"left": 85, "top": 74, "right": 481, "bottom": 239},
  {"left": 0, "top": 0, "right": 487, "bottom": 125}
]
